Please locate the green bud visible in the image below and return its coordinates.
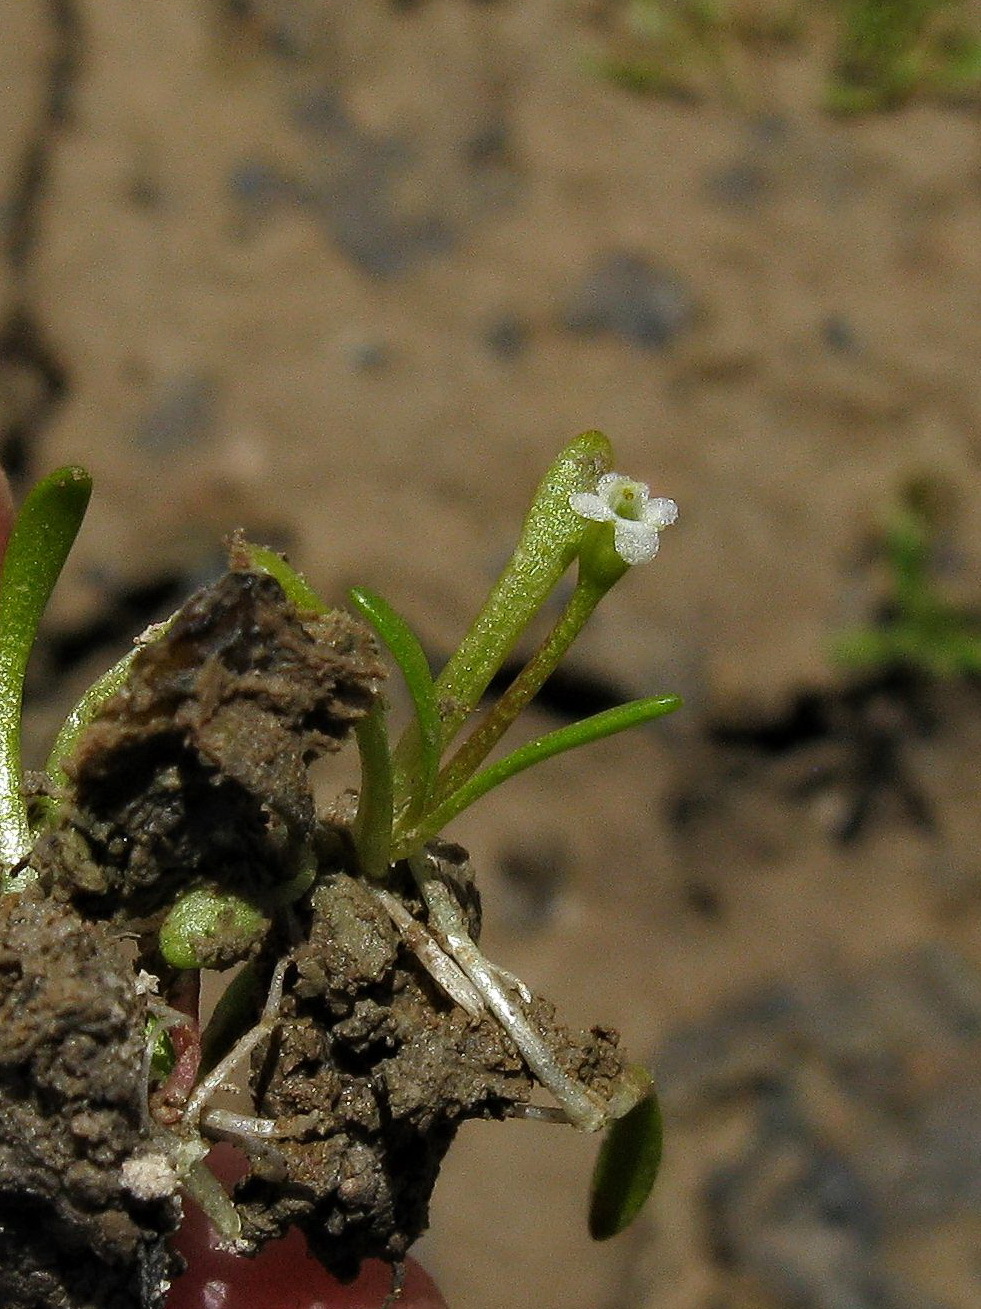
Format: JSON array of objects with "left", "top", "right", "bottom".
[{"left": 159, "top": 886, "right": 270, "bottom": 970}]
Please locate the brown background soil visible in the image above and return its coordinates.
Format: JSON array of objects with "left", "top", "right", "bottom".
[{"left": 4, "top": 3, "right": 981, "bottom": 1307}]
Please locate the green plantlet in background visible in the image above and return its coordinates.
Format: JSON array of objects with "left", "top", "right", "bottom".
[
  {"left": 828, "top": 0, "right": 981, "bottom": 109},
  {"left": 587, "top": 0, "right": 981, "bottom": 110},
  {"left": 833, "top": 478, "right": 981, "bottom": 678},
  {"left": 584, "top": 0, "right": 775, "bottom": 105}
]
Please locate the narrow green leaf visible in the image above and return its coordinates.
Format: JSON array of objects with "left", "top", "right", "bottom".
[
  {"left": 349, "top": 585, "right": 441, "bottom": 820},
  {"left": 0, "top": 465, "right": 91, "bottom": 876},
  {"left": 589, "top": 1086, "right": 663, "bottom": 1240},
  {"left": 397, "top": 693, "right": 681, "bottom": 856}
]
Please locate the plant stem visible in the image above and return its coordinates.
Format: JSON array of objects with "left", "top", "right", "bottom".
[{"left": 428, "top": 576, "right": 607, "bottom": 810}]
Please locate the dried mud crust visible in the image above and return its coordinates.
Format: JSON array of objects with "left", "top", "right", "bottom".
[
  {"left": 32, "top": 567, "right": 385, "bottom": 928},
  {"left": 236, "top": 847, "right": 628, "bottom": 1280},
  {"left": 0, "top": 892, "right": 179, "bottom": 1309}
]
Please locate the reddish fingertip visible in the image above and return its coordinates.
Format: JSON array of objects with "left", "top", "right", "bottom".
[{"left": 166, "top": 1145, "right": 447, "bottom": 1309}]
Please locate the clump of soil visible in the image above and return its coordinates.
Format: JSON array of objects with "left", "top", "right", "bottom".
[
  {"left": 236, "top": 845, "right": 627, "bottom": 1279},
  {"left": 32, "top": 566, "right": 385, "bottom": 929},
  {"left": 0, "top": 891, "right": 180, "bottom": 1309}
]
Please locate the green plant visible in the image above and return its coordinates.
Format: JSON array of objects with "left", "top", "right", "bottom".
[
  {"left": 0, "top": 435, "right": 679, "bottom": 1304},
  {"left": 585, "top": 0, "right": 776, "bottom": 105},
  {"left": 586, "top": 0, "right": 981, "bottom": 110},
  {"left": 833, "top": 479, "right": 981, "bottom": 677},
  {"left": 828, "top": 0, "right": 981, "bottom": 109}
]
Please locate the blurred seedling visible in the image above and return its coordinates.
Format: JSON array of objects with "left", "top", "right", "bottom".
[
  {"left": 583, "top": 0, "right": 799, "bottom": 105},
  {"left": 828, "top": 0, "right": 981, "bottom": 109},
  {"left": 834, "top": 478, "right": 981, "bottom": 679},
  {"left": 585, "top": 0, "right": 981, "bottom": 108}
]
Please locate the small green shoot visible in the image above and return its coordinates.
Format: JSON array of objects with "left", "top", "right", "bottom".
[
  {"left": 588, "top": 0, "right": 981, "bottom": 111},
  {"left": 828, "top": 0, "right": 981, "bottom": 109},
  {"left": 834, "top": 481, "right": 981, "bottom": 678},
  {"left": 348, "top": 585, "right": 441, "bottom": 823},
  {"left": 243, "top": 541, "right": 325, "bottom": 612}
]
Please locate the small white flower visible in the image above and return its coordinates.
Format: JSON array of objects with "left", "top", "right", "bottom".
[{"left": 570, "top": 473, "right": 678, "bottom": 565}]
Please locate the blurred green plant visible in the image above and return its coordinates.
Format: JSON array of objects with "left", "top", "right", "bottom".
[
  {"left": 833, "top": 478, "right": 981, "bottom": 677},
  {"left": 587, "top": 0, "right": 981, "bottom": 110},
  {"left": 585, "top": 0, "right": 797, "bottom": 105},
  {"left": 829, "top": 0, "right": 981, "bottom": 109}
]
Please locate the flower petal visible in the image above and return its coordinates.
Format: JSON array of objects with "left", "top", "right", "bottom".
[
  {"left": 595, "top": 472, "right": 638, "bottom": 499},
  {"left": 644, "top": 498, "right": 678, "bottom": 531},
  {"left": 613, "top": 519, "right": 661, "bottom": 565},
  {"left": 569, "top": 491, "right": 616, "bottom": 523}
]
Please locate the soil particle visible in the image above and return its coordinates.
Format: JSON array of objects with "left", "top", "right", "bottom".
[
  {"left": 0, "top": 891, "right": 179, "bottom": 1309},
  {"left": 236, "top": 845, "right": 628, "bottom": 1280},
  {"left": 32, "top": 568, "right": 384, "bottom": 931}
]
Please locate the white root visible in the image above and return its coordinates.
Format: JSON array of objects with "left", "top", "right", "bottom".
[
  {"left": 200, "top": 1108, "right": 282, "bottom": 1140},
  {"left": 372, "top": 884, "right": 485, "bottom": 1018},
  {"left": 182, "top": 956, "right": 288, "bottom": 1134},
  {"left": 408, "top": 852, "right": 608, "bottom": 1133}
]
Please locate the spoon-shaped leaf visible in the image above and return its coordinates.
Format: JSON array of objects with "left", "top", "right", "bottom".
[
  {"left": 412, "top": 430, "right": 613, "bottom": 756},
  {"left": 589, "top": 1083, "right": 663, "bottom": 1240}
]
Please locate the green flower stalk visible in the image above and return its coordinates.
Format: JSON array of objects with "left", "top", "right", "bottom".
[
  {"left": 395, "top": 430, "right": 614, "bottom": 773},
  {"left": 428, "top": 475, "right": 678, "bottom": 813}
]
